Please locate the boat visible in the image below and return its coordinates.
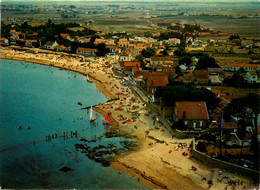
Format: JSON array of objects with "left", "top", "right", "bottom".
[
  {"left": 18, "top": 126, "right": 23, "bottom": 129},
  {"left": 103, "top": 112, "right": 110, "bottom": 125},
  {"left": 87, "top": 74, "right": 93, "bottom": 83},
  {"left": 78, "top": 102, "right": 83, "bottom": 106},
  {"left": 28, "top": 126, "right": 32, "bottom": 130},
  {"left": 90, "top": 106, "right": 96, "bottom": 122}
]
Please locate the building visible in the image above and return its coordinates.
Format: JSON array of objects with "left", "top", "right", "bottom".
[
  {"left": 25, "top": 40, "right": 37, "bottom": 48},
  {"left": 218, "top": 63, "right": 260, "bottom": 72},
  {"left": 60, "top": 33, "right": 71, "bottom": 40},
  {"left": 245, "top": 71, "right": 260, "bottom": 83},
  {"left": 54, "top": 45, "right": 68, "bottom": 52},
  {"left": 194, "top": 70, "right": 209, "bottom": 84},
  {"left": 119, "top": 51, "right": 132, "bottom": 61},
  {"left": 44, "top": 41, "right": 59, "bottom": 50},
  {"left": 143, "top": 72, "right": 169, "bottom": 94},
  {"left": 76, "top": 47, "right": 98, "bottom": 56},
  {"left": 241, "top": 39, "right": 253, "bottom": 47},
  {"left": 173, "top": 101, "right": 209, "bottom": 130},
  {"left": 119, "top": 61, "right": 141, "bottom": 75},
  {"left": 0, "top": 38, "right": 9, "bottom": 45},
  {"left": 150, "top": 57, "right": 173, "bottom": 67},
  {"left": 167, "top": 38, "right": 180, "bottom": 46}
]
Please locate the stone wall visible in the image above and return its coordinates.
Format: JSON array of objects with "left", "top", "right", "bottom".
[{"left": 191, "top": 138, "right": 260, "bottom": 181}]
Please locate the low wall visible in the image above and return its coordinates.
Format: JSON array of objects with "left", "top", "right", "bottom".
[{"left": 191, "top": 138, "right": 260, "bottom": 181}]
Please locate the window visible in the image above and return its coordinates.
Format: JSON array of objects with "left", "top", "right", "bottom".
[
  {"left": 200, "top": 121, "right": 203, "bottom": 127},
  {"left": 184, "top": 121, "right": 188, "bottom": 125}
]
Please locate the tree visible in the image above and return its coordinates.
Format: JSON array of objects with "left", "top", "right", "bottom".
[
  {"left": 178, "top": 56, "right": 192, "bottom": 66},
  {"left": 97, "top": 43, "right": 108, "bottom": 56},
  {"left": 141, "top": 48, "right": 155, "bottom": 58},
  {"left": 229, "top": 34, "right": 240, "bottom": 41},
  {"left": 196, "top": 54, "right": 219, "bottom": 70}
]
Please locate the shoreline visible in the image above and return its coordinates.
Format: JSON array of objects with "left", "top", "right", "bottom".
[{"left": 1, "top": 47, "right": 257, "bottom": 190}]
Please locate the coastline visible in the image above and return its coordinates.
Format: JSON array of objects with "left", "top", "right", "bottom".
[{"left": 1, "top": 46, "right": 256, "bottom": 190}]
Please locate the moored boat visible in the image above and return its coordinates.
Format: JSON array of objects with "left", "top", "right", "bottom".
[
  {"left": 90, "top": 106, "right": 96, "bottom": 122},
  {"left": 103, "top": 112, "right": 110, "bottom": 125}
]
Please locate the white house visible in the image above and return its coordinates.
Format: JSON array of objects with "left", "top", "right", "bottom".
[
  {"left": 44, "top": 41, "right": 59, "bottom": 50},
  {"left": 76, "top": 47, "right": 98, "bottom": 56},
  {"left": 218, "top": 63, "right": 260, "bottom": 72},
  {"left": 246, "top": 71, "right": 260, "bottom": 83}
]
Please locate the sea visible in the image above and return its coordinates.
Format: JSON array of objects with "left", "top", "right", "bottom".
[{"left": 0, "top": 59, "right": 149, "bottom": 189}]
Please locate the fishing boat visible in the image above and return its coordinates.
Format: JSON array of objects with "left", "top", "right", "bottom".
[
  {"left": 90, "top": 106, "right": 96, "bottom": 122},
  {"left": 28, "top": 126, "right": 32, "bottom": 130},
  {"left": 87, "top": 74, "right": 93, "bottom": 83},
  {"left": 103, "top": 112, "right": 110, "bottom": 125},
  {"left": 18, "top": 126, "right": 23, "bottom": 129}
]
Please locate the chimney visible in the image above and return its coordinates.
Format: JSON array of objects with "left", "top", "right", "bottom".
[{"left": 182, "top": 111, "right": 186, "bottom": 118}]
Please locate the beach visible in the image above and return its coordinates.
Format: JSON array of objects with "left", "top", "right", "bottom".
[{"left": 0, "top": 46, "right": 257, "bottom": 190}]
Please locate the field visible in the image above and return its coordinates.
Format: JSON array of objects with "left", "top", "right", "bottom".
[{"left": 2, "top": 1, "right": 259, "bottom": 38}]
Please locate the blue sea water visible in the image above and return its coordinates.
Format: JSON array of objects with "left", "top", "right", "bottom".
[{"left": 0, "top": 59, "right": 149, "bottom": 189}]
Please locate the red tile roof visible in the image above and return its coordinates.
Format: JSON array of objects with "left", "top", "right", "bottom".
[
  {"left": 175, "top": 101, "right": 209, "bottom": 120},
  {"left": 147, "top": 74, "right": 168, "bottom": 87},
  {"left": 0, "top": 38, "right": 7, "bottom": 41},
  {"left": 60, "top": 33, "right": 69, "bottom": 38},
  {"left": 120, "top": 51, "right": 131, "bottom": 56},
  {"left": 123, "top": 61, "right": 141, "bottom": 67},
  {"left": 77, "top": 47, "right": 97, "bottom": 52},
  {"left": 218, "top": 62, "right": 259, "bottom": 68},
  {"left": 33, "top": 32, "right": 38, "bottom": 36},
  {"left": 132, "top": 66, "right": 142, "bottom": 72},
  {"left": 54, "top": 45, "right": 67, "bottom": 49},
  {"left": 151, "top": 57, "right": 172, "bottom": 61}
]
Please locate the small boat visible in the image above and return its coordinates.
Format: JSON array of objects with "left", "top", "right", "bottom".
[
  {"left": 90, "top": 106, "right": 96, "bottom": 122},
  {"left": 103, "top": 112, "right": 110, "bottom": 125},
  {"left": 28, "top": 126, "right": 32, "bottom": 130},
  {"left": 78, "top": 102, "right": 83, "bottom": 106},
  {"left": 18, "top": 126, "right": 23, "bottom": 129},
  {"left": 87, "top": 74, "right": 93, "bottom": 83}
]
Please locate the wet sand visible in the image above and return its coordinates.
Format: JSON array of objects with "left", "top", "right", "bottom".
[{"left": 0, "top": 46, "right": 257, "bottom": 190}]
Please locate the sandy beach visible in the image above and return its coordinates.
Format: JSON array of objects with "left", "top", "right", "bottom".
[{"left": 0, "top": 46, "right": 257, "bottom": 190}]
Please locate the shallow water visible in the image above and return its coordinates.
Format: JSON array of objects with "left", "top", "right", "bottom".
[{"left": 0, "top": 59, "right": 149, "bottom": 189}]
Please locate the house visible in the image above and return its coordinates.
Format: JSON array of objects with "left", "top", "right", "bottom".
[
  {"left": 143, "top": 72, "right": 169, "bottom": 94},
  {"left": 150, "top": 57, "right": 173, "bottom": 67},
  {"left": 106, "top": 45, "right": 118, "bottom": 53},
  {"left": 44, "top": 41, "right": 59, "bottom": 50},
  {"left": 76, "top": 47, "right": 98, "bottom": 56},
  {"left": 155, "top": 66, "right": 176, "bottom": 77},
  {"left": 209, "top": 73, "right": 222, "bottom": 85},
  {"left": 9, "top": 29, "right": 17, "bottom": 36},
  {"left": 218, "top": 63, "right": 260, "bottom": 72},
  {"left": 194, "top": 70, "right": 209, "bottom": 84},
  {"left": 119, "top": 51, "right": 133, "bottom": 61},
  {"left": 94, "top": 38, "right": 105, "bottom": 45},
  {"left": 167, "top": 38, "right": 180, "bottom": 46},
  {"left": 0, "top": 38, "right": 9, "bottom": 45},
  {"left": 25, "top": 40, "right": 37, "bottom": 48},
  {"left": 241, "top": 39, "right": 253, "bottom": 47},
  {"left": 118, "top": 38, "right": 129, "bottom": 48},
  {"left": 54, "top": 45, "right": 68, "bottom": 52},
  {"left": 245, "top": 71, "right": 260, "bottom": 83},
  {"left": 173, "top": 101, "right": 209, "bottom": 130},
  {"left": 105, "top": 39, "right": 115, "bottom": 45},
  {"left": 60, "top": 33, "right": 71, "bottom": 40},
  {"left": 119, "top": 61, "right": 141, "bottom": 75},
  {"left": 79, "top": 38, "right": 91, "bottom": 43}
]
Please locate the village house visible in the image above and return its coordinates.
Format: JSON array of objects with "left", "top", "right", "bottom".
[
  {"left": 60, "top": 33, "right": 71, "bottom": 40},
  {"left": 76, "top": 47, "right": 98, "bottom": 56},
  {"left": 44, "top": 41, "right": 59, "bottom": 50},
  {"left": 0, "top": 38, "right": 9, "bottom": 45},
  {"left": 105, "top": 39, "right": 115, "bottom": 45},
  {"left": 119, "top": 61, "right": 141, "bottom": 75},
  {"left": 167, "top": 38, "right": 180, "bottom": 46},
  {"left": 79, "top": 38, "right": 91, "bottom": 43},
  {"left": 106, "top": 45, "right": 118, "bottom": 53},
  {"left": 25, "top": 39, "right": 37, "bottom": 48},
  {"left": 119, "top": 51, "right": 133, "bottom": 61},
  {"left": 142, "top": 71, "right": 169, "bottom": 94},
  {"left": 241, "top": 39, "right": 253, "bottom": 47},
  {"left": 218, "top": 63, "right": 260, "bottom": 72},
  {"left": 54, "top": 45, "right": 68, "bottom": 52},
  {"left": 173, "top": 101, "right": 209, "bottom": 130},
  {"left": 94, "top": 38, "right": 105, "bottom": 45},
  {"left": 245, "top": 71, "right": 260, "bottom": 83},
  {"left": 150, "top": 57, "right": 173, "bottom": 67},
  {"left": 118, "top": 38, "right": 129, "bottom": 48},
  {"left": 194, "top": 70, "right": 209, "bottom": 84}
]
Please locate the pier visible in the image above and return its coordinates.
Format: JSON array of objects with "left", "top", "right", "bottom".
[{"left": 0, "top": 131, "right": 78, "bottom": 153}]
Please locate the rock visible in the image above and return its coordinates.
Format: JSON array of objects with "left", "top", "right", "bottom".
[{"left": 59, "top": 166, "right": 73, "bottom": 172}]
